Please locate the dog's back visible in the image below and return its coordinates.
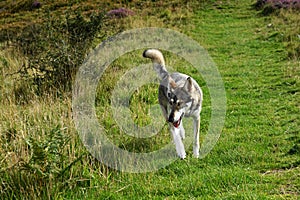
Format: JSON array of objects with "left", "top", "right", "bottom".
[{"left": 143, "top": 49, "right": 203, "bottom": 159}]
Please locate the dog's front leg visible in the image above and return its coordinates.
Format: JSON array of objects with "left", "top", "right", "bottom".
[
  {"left": 193, "top": 116, "right": 200, "bottom": 158},
  {"left": 179, "top": 121, "right": 185, "bottom": 140},
  {"left": 170, "top": 126, "right": 186, "bottom": 159}
]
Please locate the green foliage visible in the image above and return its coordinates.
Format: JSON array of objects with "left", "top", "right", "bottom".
[
  {"left": 0, "top": 125, "right": 77, "bottom": 199},
  {"left": 10, "top": 10, "right": 104, "bottom": 95},
  {"left": 23, "top": 126, "right": 70, "bottom": 177}
]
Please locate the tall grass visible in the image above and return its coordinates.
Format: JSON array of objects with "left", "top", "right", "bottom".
[{"left": 0, "top": 2, "right": 105, "bottom": 198}]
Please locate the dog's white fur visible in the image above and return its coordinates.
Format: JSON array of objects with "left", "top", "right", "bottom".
[{"left": 143, "top": 49, "right": 203, "bottom": 159}]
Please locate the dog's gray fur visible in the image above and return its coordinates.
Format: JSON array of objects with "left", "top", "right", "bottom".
[{"left": 143, "top": 49, "right": 203, "bottom": 159}]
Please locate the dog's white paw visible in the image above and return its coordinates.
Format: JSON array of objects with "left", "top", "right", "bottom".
[
  {"left": 179, "top": 152, "right": 186, "bottom": 159},
  {"left": 193, "top": 149, "right": 199, "bottom": 158}
]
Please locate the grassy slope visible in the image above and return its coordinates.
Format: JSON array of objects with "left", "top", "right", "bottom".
[
  {"left": 0, "top": 0, "right": 299, "bottom": 199},
  {"left": 72, "top": 1, "right": 300, "bottom": 199}
]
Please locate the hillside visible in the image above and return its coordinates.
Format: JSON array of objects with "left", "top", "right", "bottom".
[{"left": 0, "top": 0, "right": 299, "bottom": 199}]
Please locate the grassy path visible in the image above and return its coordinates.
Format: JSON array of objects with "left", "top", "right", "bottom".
[{"left": 188, "top": 1, "right": 300, "bottom": 198}]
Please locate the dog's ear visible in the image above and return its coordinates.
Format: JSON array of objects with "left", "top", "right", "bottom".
[
  {"left": 183, "top": 77, "right": 194, "bottom": 92},
  {"left": 168, "top": 75, "right": 177, "bottom": 89}
]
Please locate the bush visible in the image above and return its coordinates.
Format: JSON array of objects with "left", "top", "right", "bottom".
[
  {"left": 254, "top": 0, "right": 300, "bottom": 14},
  {"left": 7, "top": 10, "right": 104, "bottom": 96}
]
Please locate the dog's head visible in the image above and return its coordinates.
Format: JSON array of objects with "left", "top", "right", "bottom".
[{"left": 166, "top": 76, "right": 196, "bottom": 128}]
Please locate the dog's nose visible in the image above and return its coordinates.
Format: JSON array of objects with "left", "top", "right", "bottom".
[{"left": 168, "top": 115, "right": 174, "bottom": 123}]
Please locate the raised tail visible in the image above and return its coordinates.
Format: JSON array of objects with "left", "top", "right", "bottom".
[{"left": 143, "top": 49, "right": 168, "bottom": 80}]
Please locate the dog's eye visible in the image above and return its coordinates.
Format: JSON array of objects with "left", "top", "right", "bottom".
[
  {"left": 167, "top": 92, "right": 171, "bottom": 98},
  {"left": 169, "top": 98, "right": 174, "bottom": 105}
]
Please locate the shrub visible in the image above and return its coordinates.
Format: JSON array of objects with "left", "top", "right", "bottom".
[
  {"left": 7, "top": 10, "right": 104, "bottom": 96},
  {"left": 2, "top": 0, "right": 42, "bottom": 13},
  {"left": 255, "top": 0, "right": 300, "bottom": 14}
]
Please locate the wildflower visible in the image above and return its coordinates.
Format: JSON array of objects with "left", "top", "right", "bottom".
[
  {"left": 32, "top": 1, "right": 42, "bottom": 9},
  {"left": 255, "top": 0, "right": 300, "bottom": 9},
  {"left": 106, "top": 8, "right": 134, "bottom": 18}
]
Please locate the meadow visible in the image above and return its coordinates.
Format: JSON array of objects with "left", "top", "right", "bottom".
[{"left": 0, "top": 0, "right": 299, "bottom": 199}]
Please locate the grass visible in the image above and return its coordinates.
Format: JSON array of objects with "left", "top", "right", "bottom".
[{"left": 0, "top": 0, "right": 299, "bottom": 199}]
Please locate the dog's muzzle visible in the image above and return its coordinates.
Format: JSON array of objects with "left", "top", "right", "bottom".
[{"left": 168, "top": 113, "right": 184, "bottom": 128}]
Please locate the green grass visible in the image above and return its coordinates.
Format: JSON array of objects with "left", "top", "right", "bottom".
[{"left": 0, "top": 0, "right": 299, "bottom": 199}]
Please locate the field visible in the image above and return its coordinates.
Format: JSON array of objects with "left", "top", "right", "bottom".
[{"left": 0, "top": 0, "right": 299, "bottom": 199}]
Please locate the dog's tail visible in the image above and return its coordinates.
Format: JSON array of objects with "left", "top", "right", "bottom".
[{"left": 143, "top": 49, "right": 168, "bottom": 80}]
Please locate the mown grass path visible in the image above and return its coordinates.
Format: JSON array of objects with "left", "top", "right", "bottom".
[{"left": 186, "top": 1, "right": 299, "bottom": 198}]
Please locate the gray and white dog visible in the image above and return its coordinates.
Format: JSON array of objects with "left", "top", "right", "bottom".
[{"left": 143, "top": 49, "right": 203, "bottom": 159}]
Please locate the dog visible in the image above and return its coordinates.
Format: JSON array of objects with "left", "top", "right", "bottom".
[{"left": 143, "top": 49, "right": 203, "bottom": 159}]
